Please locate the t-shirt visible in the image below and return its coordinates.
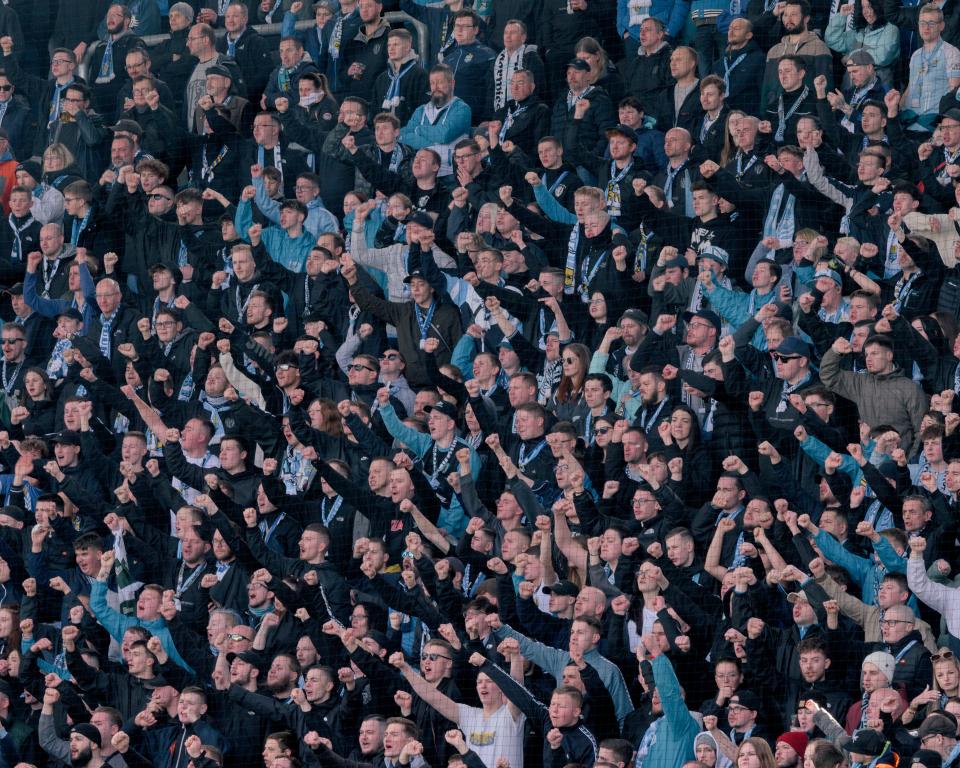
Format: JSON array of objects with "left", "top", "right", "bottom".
[{"left": 457, "top": 703, "right": 526, "bottom": 768}]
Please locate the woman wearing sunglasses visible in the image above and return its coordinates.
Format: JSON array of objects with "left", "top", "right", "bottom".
[{"left": 903, "top": 649, "right": 960, "bottom": 727}]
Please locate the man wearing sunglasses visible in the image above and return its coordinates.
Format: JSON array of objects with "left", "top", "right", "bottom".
[
  {"left": 375, "top": 349, "right": 414, "bottom": 414},
  {"left": 0, "top": 73, "right": 29, "bottom": 161},
  {"left": 739, "top": 335, "right": 819, "bottom": 439},
  {"left": 344, "top": 353, "right": 407, "bottom": 420}
]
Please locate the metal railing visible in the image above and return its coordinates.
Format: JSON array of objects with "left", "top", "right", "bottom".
[{"left": 79, "top": 12, "right": 430, "bottom": 83}]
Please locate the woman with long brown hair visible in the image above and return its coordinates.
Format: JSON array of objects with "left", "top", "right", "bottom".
[
  {"left": 719, "top": 110, "right": 747, "bottom": 168},
  {"left": 551, "top": 343, "right": 590, "bottom": 423}
]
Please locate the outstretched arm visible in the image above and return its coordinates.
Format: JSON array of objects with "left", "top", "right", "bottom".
[{"left": 393, "top": 655, "right": 460, "bottom": 722}]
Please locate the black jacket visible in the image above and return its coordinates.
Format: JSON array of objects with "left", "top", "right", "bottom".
[
  {"left": 73, "top": 301, "right": 144, "bottom": 382},
  {"left": 238, "top": 138, "right": 315, "bottom": 200},
  {"left": 550, "top": 87, "right": 616, "bottom": 164},
  {"left": 711, "top": 42, "right": 766, "bottom": 116},
  {"left": 493, "top": 96, "right": 551, "bottom": 159},
  {"left": 370, "top": 57, "right": 430, "bottom": 127},
  {"left": 340, "top": 19, "right": 391, "bottom": 102},
  {"left": 215, "top": 26, "right": 273, "bottom": 105}
]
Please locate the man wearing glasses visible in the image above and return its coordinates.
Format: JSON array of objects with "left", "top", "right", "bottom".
[
  {"left": 0, "top": 324, "right": 27, "bottom": 399},
  {"left": 732, "top": 334, "right": 819, "bottom": 438},
  {"left": 116, "top": 49, "right": 175, "bottom": 118},
  {"left": 37, "top": 83, "right": 109, "bottom": 183},
  {"left": 875, "top": 588, "right": 932, "bottom": 699},
  {"left": 916, "top": 713, "right": 960, "bottom": 765},
  {"left": 36, "top": 48, "right": 78, "bottom": 139},
  {"left": 253, "top": 172, "right": 338, "bottom": 239},
  {"left": 440, "top": 11, "right": 494, "bottom": 121},
  {"left": 184, "top": 24, "right": 227, "bottom": 131},
  {"left": 344, "top": 354, "right": 401, "bottom": 415},
  {"left": 376, "top": 349, "right": 415, "bottom": 413},
  {"left": 73, "top": 276, "right": 144, "bottom": 382}
]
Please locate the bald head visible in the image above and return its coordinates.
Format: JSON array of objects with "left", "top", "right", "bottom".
[{"left": 95, "top": 278, "right": 122, "bottom": 315}]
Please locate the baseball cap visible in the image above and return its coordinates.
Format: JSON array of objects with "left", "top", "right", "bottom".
[
  {"left": 402, "top": 269, "right": 429, "bottom": 284},
  {"left": 109, "top": 119, "right": 142, "bottom": 136},
  {"left": 424, "top": 400, "right": 457, "bottom": 421},
  {"left": 620, "top": 308, "right": 648, "bottom": 326},
  {"left": 843, "top": 729, "right": 887, "bottom": 757},
  {"left": 149, "top": 262, "right": 183, "bottom": 284},
  {"left": 814, "top": 267, "right": 843, "bottom": 285},
  {"left": 844, "top": 49, "right": 875, "bottom": 67},
  {"left": 913, "top": 750, "right": 944, "bottom": 768},
  {"left": 682, "top": 309, "right": 721, "bottom": 334},
  {"left": 567, "top": 59, "right": 590, "bottom": 72},
  {"left": 542, "top": 580, "right": 579, "bottom": 597},
  {"left": 226, "top": 651, "right": 262, "bottom": 667},
  {"left": 53, "top": 430, "right": 81, "bottom": 446},
  {"left": 0, "top": 505, "right": 24, "bottom": 522},
  {"left": 728, "top": 690, "right": 761, "bottom": 711},
  {"left": 409, "top": 211, "right": 434, "bottom": 229},
  {"left": 142, "top": 674, "right": 176, "bottom": 690},
  {"left": 698, "top": 245, "right": 729, "bottom": 267},
  {"left": 663, "top": 256, "right": 688, "bottom": 270},
  {"left": 605, "top": 124, "right": 638, "bottom": 144},
  {"left": 776, "top": 337, "right": 812, "bottom": 359},
  {"left": 919, "top": 713, "right": 958, "bottom": 741},
  {"left": 937, "top": 108, "right": 960, "bottom": 125}
]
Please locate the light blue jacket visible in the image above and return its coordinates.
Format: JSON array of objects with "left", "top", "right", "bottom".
[
  {"left": 253, "top": 178, "right": 339, "bottom": 238},
  {"left": 90, "top": 580, "right": 195, "bottom": 672},
  {"left": 495, "top": 622, "right": 634, "bottom": 727},
  {"left": 23, "top": 261, "right": 97, "bottom": 331},
  {"left": 825, "top": 16, "right": 900, "bottom": 68},
  {"left": 704, "top": 282, "right": 777, "bottom": 350},
  {"left": 643, "top": 654, "right": 699, "bottom": 768},
  {"left": 399, "top": 98, "right": 472, "bottom": 150},
  {"left": 813, "top": 528, "right": 906, "bottom": 606},
  {"left": 235, "top": 199, "right": 315, "bottom": 273},
  {"left": 618, "top": 0, "right": 692, "bottom": 41},
  {"left": 379, "top": 401, "right": 479, "bottom": 539}
]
